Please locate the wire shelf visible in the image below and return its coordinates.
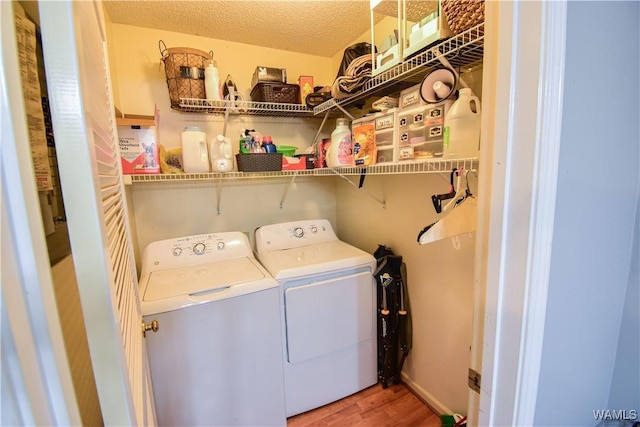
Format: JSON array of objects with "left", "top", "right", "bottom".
[
  {"left": 172, "top": 23, "right": 482, "bottom": 120},
  {"left": 175, "top": 98, "right": 326, "bottom": 117},
  {"left": 314, "top": 23, "right": 485, "bottom": 114},
  {"left": 127, "top": 158, "right": 477, "bottom": 184}
]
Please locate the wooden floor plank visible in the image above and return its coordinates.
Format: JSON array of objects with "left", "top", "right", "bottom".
[{"left": 287, "top": 383, "right": 441, "bottom": 427}]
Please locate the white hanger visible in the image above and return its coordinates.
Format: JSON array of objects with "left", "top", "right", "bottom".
[
  {"left": 443, "top": 168, "right": 468, "bottom": 212},
  {"left": 417, "top": 169, "right": 478, "bottom": 246}
]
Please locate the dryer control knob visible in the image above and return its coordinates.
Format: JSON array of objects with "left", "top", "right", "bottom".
[
  {"left": 293, "top": 227, "right": 304, "bottom": 238},
  {"left": 172, "top": 247, "right": 182, "bottom": 256},
  {"left": 310, "top": 226, "right": 318, "bottom": 234},
  {"left": 193, "top": 242, "right": 206, "bottom": 255},
  {"left": 217, "top": 241, "right": 225, "bottom": 250}
]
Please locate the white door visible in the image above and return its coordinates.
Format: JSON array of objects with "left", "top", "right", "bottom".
[{"left": 37, "top": 1, "right": 155, "bottom": 425}]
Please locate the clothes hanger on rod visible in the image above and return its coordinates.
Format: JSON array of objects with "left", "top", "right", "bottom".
[
  {"left": 431, "top": 168, "right": 457, "bottom": 214},
  {"left": 417, "top": 168, "right": 478, "bottom": 246},
  {"left": 442, "top": 167, "right": 468, "bottom": 212}
]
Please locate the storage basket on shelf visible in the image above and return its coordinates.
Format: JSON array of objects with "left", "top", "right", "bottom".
[
  {"left": 250, "top": 83, "right": 300, "bottom": 104},
  {"left": 159, "top": 40, "right": 213, "bottom": 109},
  {"left": 236, "top": 153, "right": 283, "bottom": 172},
  {"left": 441, "top": 0, "right": 485, "bottom": 34}
]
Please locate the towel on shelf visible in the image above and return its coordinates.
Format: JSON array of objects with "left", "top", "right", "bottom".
[{"left": 331, "top": 53, "right": 374, "bottom": 99}]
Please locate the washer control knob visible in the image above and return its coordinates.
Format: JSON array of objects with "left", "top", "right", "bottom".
[
  {"left": 172, "top": 247, "right": 182, "bottom": 256},
  {"left": 216, "top": 241, "right": 225, "bottom": 250},
  {"left": 293, "top": 227, "right": 304, "bottom": 238},
  {"left": 310, "top": 226, "right": 318, "bottom": 234},
  {"left": 193, "top": 243, "right": 206, "bottom": 255}
]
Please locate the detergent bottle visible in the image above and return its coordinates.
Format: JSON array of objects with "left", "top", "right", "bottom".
[
  {"left": 443, "top": 88, "right": 481, "bottom": 159},
  {"left": 181, "top": 127, "right": 210, "bottom": 173},
  {"left": 326, "top": 118, "right": 352, "bottom": 167},
  {"left": 208, "top": 134, "right": 234, "bottom": 172}
]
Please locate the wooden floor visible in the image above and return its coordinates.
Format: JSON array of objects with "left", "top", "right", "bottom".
[{"left": 287, "top": 383, "right": 441, "bottom": 427}]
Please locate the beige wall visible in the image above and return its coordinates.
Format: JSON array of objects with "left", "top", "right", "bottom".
[
  {"left": 109, "top": 23, "right": 334, "bottom": 116},
  {"left": 129, "top": 177, "right": 337, "bottom": 272},
  {"left": 334, "top": 173, "right": 475, "bottom": 415},
  {"left": 105, "top": 24, "right": 339, "bottom": 263},
  {"left": 107, "top": 23, "right": 335, "bottom": 153}
]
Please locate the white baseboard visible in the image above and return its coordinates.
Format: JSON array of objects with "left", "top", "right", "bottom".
[{"left": 401, "top": 372, "right": 453, "bottom": 417}]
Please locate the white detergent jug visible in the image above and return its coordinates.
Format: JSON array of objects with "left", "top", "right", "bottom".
[
  {"left": 181, "top": 127, "right": 210, "bottom": 173},
  {"left": 443, "top": 88, "right": 481, "bottom": 159},
  {"left": 208, "top": 134, "right": 235, "bottom": 172}
]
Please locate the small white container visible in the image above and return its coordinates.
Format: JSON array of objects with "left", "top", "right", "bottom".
[{"left": 181, "top": 127, "right": 210, "bottom": 173}]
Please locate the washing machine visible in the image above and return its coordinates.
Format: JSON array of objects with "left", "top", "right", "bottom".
[
  {"left": 139, "top": 231, "right": 286, "bottom": 426},
  {"left": 254, "top": 219, "right": 377, "bottom": 417}
]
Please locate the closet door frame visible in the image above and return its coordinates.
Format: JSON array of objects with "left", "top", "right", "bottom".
[
  {"left": 1, "top": 1, "right": 81, "bottom": 424},
  {"left": 472, "top": 1, "right": 567, "bottom": 426}
]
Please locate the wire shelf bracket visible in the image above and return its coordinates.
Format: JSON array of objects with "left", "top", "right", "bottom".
[{"left": 329, "top": 168, "right": 386, "bottom": 209}]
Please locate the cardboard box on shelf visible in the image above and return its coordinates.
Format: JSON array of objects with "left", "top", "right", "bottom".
[
  {"left": 282, "top": 155, "right": 312, "bottom": 171},
  {"left": 115, "top": 107, "right": 160, "bottom": 174},
  {"left": 297, "top": 76, "right": 314, "bottom": 104}
]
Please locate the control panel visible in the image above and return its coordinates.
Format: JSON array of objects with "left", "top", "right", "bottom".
[
  {"left": 169, "top": 234, "right": 227, "bottom": 258},
  {"left": 289, "top": 223, "right": 324, "bottom": 239},
  {"left": 141, "top": 231, "right": 252, "bottom": 274},
  {"left": 255, "top": 219, "right": 338, "bottom": 253}
]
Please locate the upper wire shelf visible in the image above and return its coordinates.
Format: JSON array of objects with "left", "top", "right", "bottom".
[
  {"left": 176, "top": 98, "right": 328, "bottom": 118},
  {"left": 314, "top": 23, "right": 485, "bottom": 114},
  {"left": 126, "top": 158, "right": 477, "bottom": 184},
  {"left": 172, "top": 23, "right": 483, "bottom": 119}
]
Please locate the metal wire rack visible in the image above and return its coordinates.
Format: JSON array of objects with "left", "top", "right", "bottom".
[
  {"left": 126, "top": 157, "right": 477, "bottom": 184},
  {"left": 172, "top": 23, "right": 482, "bottom": 119},
  {"left": 314, "top": 23, "right": 484, "bottom": 114},
  {"left": 176, "top": 98, "right": 325, "bottom": 117}
]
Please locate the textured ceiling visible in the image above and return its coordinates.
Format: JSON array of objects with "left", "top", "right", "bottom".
[{"left": 102, "top": 0, "right": 374, "bottom": 57}]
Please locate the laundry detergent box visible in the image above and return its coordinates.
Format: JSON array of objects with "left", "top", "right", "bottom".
[{"left": 116, "top": 109, "right": 160, "bottom": 174}]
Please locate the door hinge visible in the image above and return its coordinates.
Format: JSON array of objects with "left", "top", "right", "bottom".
[{"left": 468, "top": 368, "right": 481, "bottom": 393}]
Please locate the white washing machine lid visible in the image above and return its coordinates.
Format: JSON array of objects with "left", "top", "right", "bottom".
[
  {"left": 256, "top": 240, "right": 375, "bottom": 280},
  {"left": 140, "top": 257, "right": 278, "bottom": 315}
]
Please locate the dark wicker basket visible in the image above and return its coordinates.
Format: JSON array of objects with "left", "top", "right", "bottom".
[
  {"left": 159, "top": 40, "right": 212, "bottom": 109},
  {"left": 250, "top": 83, "right": 300, "bottom": 104},
  {"left": 236, "top": 153, "right": 283, "bottom": 172},
  {"left": 441, "top": 0, "right": 485, "bottom": 34}
]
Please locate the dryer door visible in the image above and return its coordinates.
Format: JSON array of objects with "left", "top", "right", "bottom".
[{"left": 284, "top": 270, "right": 374, "bottom": 364}]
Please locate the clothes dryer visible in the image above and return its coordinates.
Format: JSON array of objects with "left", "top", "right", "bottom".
[{"left": 255, "top": 219, "right": 377, "bottom": 417}]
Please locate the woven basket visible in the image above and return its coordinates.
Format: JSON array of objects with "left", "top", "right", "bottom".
[
  {"left": 250, "top": 83, "right": 300, "bottom": 104},
  {"left": 159, "top": 40, "right": 212, "bottom": 109},
  {"left": 236, "top": 153, "right": 283, "bottom": 172},
  {"left": 441, "top": 0, "right": 485, "bottom": 35}
]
